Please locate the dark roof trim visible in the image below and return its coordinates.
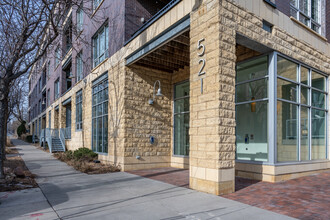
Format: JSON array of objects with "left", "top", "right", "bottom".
[{"left": 125, "top": 14, "right": 190, "bottom": 66}]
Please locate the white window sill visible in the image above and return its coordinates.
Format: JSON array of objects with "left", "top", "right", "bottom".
[{"left": 290, "top": 16, "right": 327, "bottom": 42}]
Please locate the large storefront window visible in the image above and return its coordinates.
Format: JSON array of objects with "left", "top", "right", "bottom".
[
  {"left": 236, "top": 56, "right": 269, "bottom": 162},
  {"left": 235, "top": 53, "right": 328, "bottom": 164},
  {"left": 174, "top": 82, "right": 190, "bottom": 156},
  {"left": 92, "top": 76, "right": 108, "bottom": 154},
  {"left": 277, "top": 55, "right": 327, "bottom": 162}
]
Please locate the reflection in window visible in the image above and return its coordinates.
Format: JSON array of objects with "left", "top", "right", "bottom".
[
  {"left": 312, "top": 109, "right": 326, "bottom": 160},
  {"left": 92, "top": 78, "right": 108, "bottom": 153},
  {"left": 277, "top": 101, "right": 298, "bottom": 162},
  {"left": 277, "top": 79, "right": 297, "bottom": 102},
  {"left": 276, "top": 56, "right": 327, "bottom": 162},
  {"left": 312, "top": 71, "right": 326, "bottom": 91},
  {"left": 236, "top": 102, "right": 268, "bottom": 161},
  {"left": 235, "top": 54, "right": 327, "bottom": 164},
  {"left": 290, "top": 0, "right": 321, "bottom": 33},
  {"left": 236, "top": 56, "right": 268, "bottom": 162},
  {"left": 300, "top": 107, "right": 309, "bottom": 160},
  {"left": 277, "top": 56, "right": 297, "bottom": 82},
  {"left": 236, "top": 56, "right": 268, "bottom": 83},
  {"left": 174, "top": 82, "right": 190, "bottom": 156}
]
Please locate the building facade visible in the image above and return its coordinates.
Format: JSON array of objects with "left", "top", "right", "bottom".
[{"left": 28, "top": 0, "right": 330, "bottom": 195}]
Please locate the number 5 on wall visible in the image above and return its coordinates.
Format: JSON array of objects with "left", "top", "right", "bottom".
[{"left": 197, "top": 38, "right": 206, "bottom": 76}]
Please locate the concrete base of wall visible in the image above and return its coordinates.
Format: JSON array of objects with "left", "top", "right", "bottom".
[
  {"left": 190, "top": 177, "right": 235, "bottom": 195},
  {"left": 236, "top": 161, "right": 330, "bottom": 182}
]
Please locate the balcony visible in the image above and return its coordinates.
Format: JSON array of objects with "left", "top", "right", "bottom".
[{"left": 125, "top": 0, "right": 181, "bottom": 45}]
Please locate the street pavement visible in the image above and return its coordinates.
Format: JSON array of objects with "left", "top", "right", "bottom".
[{"left": 0, "top": 139, "right": 295, "bottom": 220}]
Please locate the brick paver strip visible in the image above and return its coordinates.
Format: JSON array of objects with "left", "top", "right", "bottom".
[{"left": 129, "top": 168, "right": 330, "bottom": 220}]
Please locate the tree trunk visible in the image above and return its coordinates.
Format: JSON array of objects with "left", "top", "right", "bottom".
[{"left": 0, "top": 78, "right": 9, "bottom": 179}]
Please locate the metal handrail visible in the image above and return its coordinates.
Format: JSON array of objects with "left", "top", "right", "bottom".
[{"left": 59, "top": 128, "right": 66, "bottom": 151}]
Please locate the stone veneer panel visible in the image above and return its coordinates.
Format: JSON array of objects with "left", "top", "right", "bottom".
[{"left": 190, "top": 0, "right": 236, "bottom": 195}]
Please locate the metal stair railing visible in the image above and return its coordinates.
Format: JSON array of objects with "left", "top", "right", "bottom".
[{"left": 59, "top": 128, "right": 67, "bottom": 152}]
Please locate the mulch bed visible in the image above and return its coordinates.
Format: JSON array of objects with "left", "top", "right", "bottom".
[
  {"left": 0, "top": 146, "right": 38, "bottom": 192},
  {"left": 52, "top": 152, "right": 121, "bottom": 174}
]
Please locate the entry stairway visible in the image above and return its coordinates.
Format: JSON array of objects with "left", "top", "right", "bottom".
[{"left": 39, "top": 128, "right": 70, "bottom": 153}]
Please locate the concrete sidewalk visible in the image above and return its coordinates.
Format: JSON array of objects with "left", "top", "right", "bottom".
[{"left": 0, "top": 139, "right": 295, "bottom": 220}]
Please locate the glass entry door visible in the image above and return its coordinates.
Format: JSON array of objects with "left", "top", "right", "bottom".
[{"left": 174, "top": 81, "right": 190, "bottom": 156}]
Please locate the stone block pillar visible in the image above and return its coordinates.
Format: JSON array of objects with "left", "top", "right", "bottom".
[{"left": 189, "top": 0, "right": 236, "bottom": 195}]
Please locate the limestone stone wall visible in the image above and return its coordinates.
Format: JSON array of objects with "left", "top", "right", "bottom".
[
  {"left": 122, "top": 64, "right": 173, "bottom": 171},
  {"left": 190, "top": 0, "right": 236, "bottom": 195}
]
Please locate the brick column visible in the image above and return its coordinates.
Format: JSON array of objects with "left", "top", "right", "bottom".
[{"left": 189, "top": 0, "right": 236, "bottom": 195}]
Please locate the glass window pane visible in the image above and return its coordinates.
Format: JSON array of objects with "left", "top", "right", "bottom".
[
  {"left": 290, "top": 7, "right": 298, "bottom": 19},
  {"left": 311, "top": 109, "right": 326, "bottom": 160},
  {"left": 174, "top": 82, "right": 190, "bottom": 156},
  {"left": 174, "top": 114, "right": 189, "bottom": 156},
  {"left": 97, "top": 117, "right": 102, "bottom": 152},
  {"left": 277, "top": 101, "right": 298, "bottom": 162},
  {"left": 299, "top": 0, "right": 308, "bottom": 14},
  {"left": 290, "top": 0, "right": 297, "bottom": 7},
  {"left": 299, "top": 13, "right": 309, "bottom": 26},
  {"left": 174, "top": 98, "right": 189, "bottom": 113},
  {"left": 311, "top": 0, "right": 319, "bottom": 21},
  {"left": 175, "top": 82, "right": 189, "bottom": 98},
  {"left": 311, "top": 23, "right": 319, "bottom": 33},
  {"left": 300, "top": 86, "right": 309, "bottom": 105},
  {"left": 236, "top": 56, "right": 268, "bottom": 83},
  {"left": 236, "top": 79, "right": 267, "bottom": 103},
  {"left": 97, "top": 104, "right": 102, "bottom": 116},
  {"left": 103, "top": 115, "right": 108, "bottom": 153},
  {"left": 300, "top": 66, "right": 309, "bottom": 85},
  {"left": 103, "top": 102, "right": 108, "bottom": 114},
  {"left": 312, "top": 90, "right": 325, "bottom": 109},
  {"left": 277, "top": 56, "right": 298, "bottom": 82},
  {"left": 236, "top": 102, "right": 268, "bottom": 161},
  {"left": 300, "top": 107, "right": 309, "bottom": 160},
  {"left": 92, "top": 120, "right": 97, "bottom": 151},
  {"left": 311, "top": 71, "right": 326, "bottom": 91},
  {"left": 277, "top": 79, "right": 297, "bottom": 102}
]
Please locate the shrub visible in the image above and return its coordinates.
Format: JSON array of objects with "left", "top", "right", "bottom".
[
  {"left": 64, "top": 150, "right": 74, "bottom": 160},
  {"left": 73, "top": 148, "right": 98, "bottom": 161},
  {"left": 26, "top": 135, "right": 33, "bottom": 143},
  {"left": 17, "top": 121, "right": 27, "bottom": 137}
]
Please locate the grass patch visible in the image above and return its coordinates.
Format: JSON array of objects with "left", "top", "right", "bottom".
[{"left": 53, "top": 148, "right": 120, "bottom": 174}]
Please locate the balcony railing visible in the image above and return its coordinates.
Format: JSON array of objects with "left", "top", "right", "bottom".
[{"left": 124, "top": 0, "right": 182, "bottom": 45}]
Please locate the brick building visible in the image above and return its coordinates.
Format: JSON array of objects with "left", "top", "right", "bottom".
[{"left": 28, "top": 0, "right": 330, "bottom": 195}]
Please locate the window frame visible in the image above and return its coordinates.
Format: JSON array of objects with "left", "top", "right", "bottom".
[
  {"left": 76, "top": 90, "right": 83, "bottom": 131},
  {"left": 54, "top": 78, "right": 60, "bottom": 100},
  {"left": 76, "top": 3, "right": 84, "bottom": 32},
  {"left": 235, "top": 52, "right": 328, "bottom": 165},
  {"left": 76, "top": 51, "right": 83, "bottom": 82},
  {"left": 91, "top": 75, "right": 108, "bottom": 154},
  {"left": 92, "top": 23, "right": 109, "bottom": 68},
  {"left": 93, "top": 0, "right": 102, "bottom": 11},
  {"left": 290, "top": 0, "right": 321, "bottom": 33},
  {"left": 173, "top": 80, "right": 190, "bottom": 157},
  {"left": 55, "top": 46, "right": 61, "bottom": 67}
]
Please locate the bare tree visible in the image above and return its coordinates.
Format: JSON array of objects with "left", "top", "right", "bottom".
[
  {"left": 7, "top": 75, "right": 29, "bottom": 124},
  {"left": 0, "top": 0, "right": 72, "bottom": 178}
]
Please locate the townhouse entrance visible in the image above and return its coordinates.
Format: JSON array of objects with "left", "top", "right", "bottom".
[{"left": 125, "top": 26, "right": 191, "bottom": 170}]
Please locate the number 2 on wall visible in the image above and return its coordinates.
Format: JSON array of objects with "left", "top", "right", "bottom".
[{"left": 197, "top": 38, "right": 205, "bottom": 76}]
